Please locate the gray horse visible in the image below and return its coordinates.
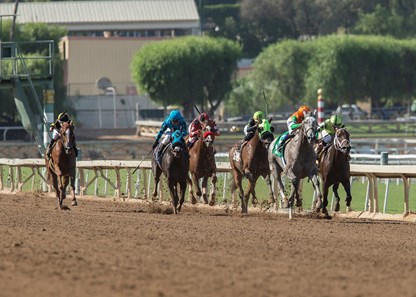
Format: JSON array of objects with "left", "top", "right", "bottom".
[{"left": 268, "top": 112, "right": 327, "bottom": 217}]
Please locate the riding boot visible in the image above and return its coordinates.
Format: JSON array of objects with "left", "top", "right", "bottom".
[
  {"left": 46, "top": 139, "right": 55, "bottom": 160},
  {"left": 156, "top": 143, "right": 166, "bottom": 164},
  {"left": 277, "top": 133, "right": 289, "bottom": 154}
]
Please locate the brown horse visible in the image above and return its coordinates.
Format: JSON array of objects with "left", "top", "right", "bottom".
[
  {"left": 45, "top": 121, "right": 77, "bottom": 210},
  {"left": 268, "top": 112, "right": 324, "bottom": 217},
  {"left": 317, "top": 127, "right": 352, "bottom": 212},
  {"left": 229, "top": 119, "right": 275, "bottom": 214},
  {"left": 188, "top": 119, "right": 218, "bottom": 206}
]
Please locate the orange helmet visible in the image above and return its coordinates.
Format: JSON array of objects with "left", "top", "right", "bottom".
[{"left": 297, "top": 105, "right": 311, "bottom": 118}]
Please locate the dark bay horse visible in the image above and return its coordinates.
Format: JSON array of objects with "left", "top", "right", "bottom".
[
  {"left": 188, "top": 119, "right": 218, "bottom": 206},
  {"left": 317, "top": 127, "right": 352, "bottom": 212},
  {"left": 45, "top": 121, "right": 77, "bottom": 210},
  {"left": 229, "top": 119, "right": 275, "bottom": 214},
  {"left": 152, "top": 130, "right": 189, "bottom": 214},
  {"left": 268, "top": 112, "right": 325, "bottom": 217}
]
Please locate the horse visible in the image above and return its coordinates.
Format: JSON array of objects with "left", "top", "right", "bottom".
[
  {"left": 45, "top": 121, "right": 78, "bottom": 210},
  {"left": 229, "top": 118, "right": 275, "bottom": 214},
  {"left": 268, "top": 112, "right": 326, "bottom": 217},
  {"left": 188, "top": 119, "right": 218, "bottom": 206},
  {"left": 317, "top": 127, "right": 352, "bottom": 212},
  {"left": 151, "top": 130, "right": 190, "bottom": 214}
]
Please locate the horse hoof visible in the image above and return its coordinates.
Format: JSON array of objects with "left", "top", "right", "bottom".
[
  {"left": 191, "top": 198, "right": 198, "bottom": 205},
  {"left": 71, "top": 200, "right": 78, "bottom": 206},
  {"left": 208, "top": 199, "right": 215, "bottom": 206},
  {"left": 334, "top": 204, "right": 340, "bottom": 212}
]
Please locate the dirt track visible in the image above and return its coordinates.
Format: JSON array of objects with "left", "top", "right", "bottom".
[{"left": 0, "top": 192, "right": 415, "bottom": 297}]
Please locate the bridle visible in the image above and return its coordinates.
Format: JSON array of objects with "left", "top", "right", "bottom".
[
  {"left": 300, "top": 115, "right": 317, "bottom": 143},
  {"left": 333, "top": 128, "right": 350, "bottom": 153},
  {"left": 59, "top": 122, "right": 75, "bottom": 154}
]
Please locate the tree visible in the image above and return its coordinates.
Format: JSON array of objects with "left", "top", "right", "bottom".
[
  {"left": 250, "top": 35, "right": 416, "bottom": 110},
  {"left": 131, "top": 36, "right": 242, "bottom": 117}
]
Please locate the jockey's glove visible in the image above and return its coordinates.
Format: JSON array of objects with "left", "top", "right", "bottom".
[{"left": 152, "top": 140, "right": 159, "bottom": 149}]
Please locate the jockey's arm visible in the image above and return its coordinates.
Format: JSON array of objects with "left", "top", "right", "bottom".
[
  {"left": 189, "top": 122, "right": 200, "bottom": 138},
  {"left": 156, "top": 122, "right": 168, "bottom": 142},
  {"left": 180, "top": 122, "right": 188, "bottom": 138}
]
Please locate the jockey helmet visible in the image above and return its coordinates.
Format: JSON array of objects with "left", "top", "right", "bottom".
[
  {"left": 253, "top": 111, "right": 265, "bottom": 123},
  {"left": 298, "top": 105, "right": 311, "bottom": 114},
  {"left": 330, "top": 114, "right": 343, "bottom": 127},
  {"left": 58, "top": 112, "right": 70, "bottom": 122},
  {"left": 169, "top": 109, "right": 182, "bottom": 124},
  {"left": 198, "top": 112, "right": 209, "bottom": 123}
]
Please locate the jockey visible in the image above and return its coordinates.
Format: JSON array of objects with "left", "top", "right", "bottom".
[
  {"left": 276, "top": 105, "right": 311, "bottom": 153},
  {"left": 234, "top": 111, "right": 265, "bottom": 160},
  {"left": 316, "top": 113, "right": 348, "bottom": 158},
  {"left": 152, "top": 109, "right": 188, "bottom": 164},
  {"left": 46, "top": 112, "right": 78, "bottom": 159},
  {"left": 187, "top": 112, "right": 220, "bottom": 149}
]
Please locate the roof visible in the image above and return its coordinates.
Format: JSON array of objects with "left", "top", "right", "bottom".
[{"left": 0, "top": 0, "right": 199, "bottom": 29}]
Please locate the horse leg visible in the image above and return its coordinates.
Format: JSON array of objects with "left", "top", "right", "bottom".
[
  {"left": 332, "top": 183, "right": 341, "bottom": 212},
  {"left": 208, "top": 174, "right": 217, "bottom": 206},
  {"left": 192, "top": 174, "right": 203, "bottom": 202},
  {"left": 70, "top": 174, "right": 77, "bottom": 206},
  {"left": 249, "top": 176, "right": 259, "bottom": 207},
  {"left": 311, "top": 173, "right": 328, "bottom": 216},
  {"left": 233, "top": 173, "right": 246, "bottom": 213},
  {"left": 51, "top": 174, "right": 62, "bottom": 210},
  {"left": 265, "top": 173, "right": 275, "bottom": 205},
  {"left": 201, "top": 176, "right": 209, "bottom": 204},
  {"left": 152, "top": 168, "right": 162, "bottom": 201},
  {"left": 178, "top": 180, "right": 187, "bottom": 212},
  {"left": 271, "top": 160, "right": 287, "bottom": 208},
  {"left": 58, "top": 176, "right": 68, "bottom": 210},
  {"left": 318, "top": 181, "right": 330, "bottom": 212},
  {"left": 229, "top": 178, "right": 238, "bottom": 209},
  {"left": 187, "top": 174, "right": 197, "bottom": 205},
  {"left": 341, "top": 179, "right": 353, "bottom": 212},
  {"left": 168, "top": 181, "right": 178, "bottom": 214},
  {"left": 288, "top": 178, "right": 298, "bottom": 209}
]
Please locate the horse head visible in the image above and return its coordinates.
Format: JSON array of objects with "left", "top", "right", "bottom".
[
  {"left": 334, "top": 127, "right": 351, "bottom": 153},
  {"left": 171, "top": 130, "right": 186, "bottom": 158},
  {"left": 258, "top": 118, "right": 274, "bottom": 148},
  {"left": 301, "top": 112, "right": 318, "bottom": 144},
  {"left": 201, "top": 119, "right": 218, "bottom": 148},
  {"left": 60, "top": 121, "right": 75, "bottom": 155}
]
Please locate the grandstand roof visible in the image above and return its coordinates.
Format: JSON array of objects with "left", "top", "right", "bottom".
[{"left": 0, "top": 0, "right": 199, "bottom": 31}]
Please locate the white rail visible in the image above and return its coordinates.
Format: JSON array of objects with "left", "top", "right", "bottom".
[{"left": 0, "top": 158, "right": 415, "bottom": 215}]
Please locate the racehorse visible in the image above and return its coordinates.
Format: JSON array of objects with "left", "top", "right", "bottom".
[
  {"left": 152, "top": 130, "right": 189, "bottom": 214},
  {"left": 317, "top": 127, "right": 352, "bottom": 212},
  {"left": 268, "top": 112, "right": 326, "bottom": 217},
  {"left": 45, "top": 121, "right": 78, "bottom": 210},
  {"left": 229, "top": 118, "right": 275, "bottom": 214},
  {"left": 188, "top": 119, "right": 218, "bottom": 206}
]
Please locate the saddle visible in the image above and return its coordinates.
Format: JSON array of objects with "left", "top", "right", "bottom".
[{"left": 272, "top": 132, "right": 290, "bottom": 158}]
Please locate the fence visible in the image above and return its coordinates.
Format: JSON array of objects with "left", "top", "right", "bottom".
[{"left": 1, "top": 158, "right": 415, "bottom": 216}]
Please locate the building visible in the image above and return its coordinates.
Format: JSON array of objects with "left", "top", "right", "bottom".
[{"left": 0, "top": 0, "right": 200, "bottom": 128}]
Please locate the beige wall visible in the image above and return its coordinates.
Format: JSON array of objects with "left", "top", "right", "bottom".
[
  {"left": 60, "top": 36, "right": 252, "bottom": 97},
  {"left": 60, "top": 36, "right": 169, "bottom": 96}
]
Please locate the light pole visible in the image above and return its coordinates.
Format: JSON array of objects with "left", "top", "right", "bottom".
[{"left": 106, "top": 87, "right": 116, "bottom": 128}]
